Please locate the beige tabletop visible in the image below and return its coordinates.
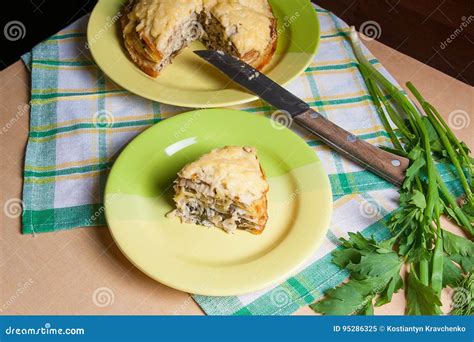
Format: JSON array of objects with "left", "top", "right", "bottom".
[{"left": 1, "top": 38, "right": 472, "bottom": 315}]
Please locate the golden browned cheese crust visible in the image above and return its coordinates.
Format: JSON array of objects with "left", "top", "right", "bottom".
[
  {"left": 121, "top": 0, "right": 277, "bottom": 77},
  {"left": 168, "top": 146, "right": 269, "bottom": 234}
]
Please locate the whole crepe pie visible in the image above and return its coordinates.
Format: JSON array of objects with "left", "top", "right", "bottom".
[
  {"left": 167, "top": 146, "right": 269, "bottom": 234},
  {"left": 121, "top": 0, "right": 278, "bottom": 77}
]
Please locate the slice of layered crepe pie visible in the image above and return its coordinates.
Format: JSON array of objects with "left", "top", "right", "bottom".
[{"left": 168, "top": 146, "right": 269, "bottom": 234}]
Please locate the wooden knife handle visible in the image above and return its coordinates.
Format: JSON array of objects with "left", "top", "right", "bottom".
[{"left": 294, "top": 109, "right": 409, "bottom": 186}]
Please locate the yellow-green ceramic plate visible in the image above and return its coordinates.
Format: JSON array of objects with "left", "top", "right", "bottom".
[
  {"left": 87, "top": 0, "right": 319, "bottom": 108},
  {"left": 105, "top": 109, "right": 332, "bottom": 296}
]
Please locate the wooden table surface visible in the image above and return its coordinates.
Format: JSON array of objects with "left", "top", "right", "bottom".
[{"left": 0, "top": 37, "right": 472, "bottom": 315}]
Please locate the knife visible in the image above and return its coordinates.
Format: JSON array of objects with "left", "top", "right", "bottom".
[{"left": 194, "top": 50, "right": 409, "bottom": 186}]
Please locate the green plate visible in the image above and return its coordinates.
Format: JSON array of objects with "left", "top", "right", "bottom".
[
  {"left": 87, "top": 0, "right": 319, "bottom": 108},
  {"left": 105, "top": 109, "right": 332, "bottom": 296}
]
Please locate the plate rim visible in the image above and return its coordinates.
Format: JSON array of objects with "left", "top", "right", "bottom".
[
  {"left": 104, "top": 108, "right": 333, "bottom": 296},
  {"left": 87, "top": 0, "right": 320, "bottom": 108}
]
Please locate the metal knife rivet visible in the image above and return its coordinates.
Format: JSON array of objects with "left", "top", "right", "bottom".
[
  {"left": 310, "top": 112, "right": 319, "bottom": 119},
  {"left": 391, "top": 159, "right": 401, "bottom": 167},
  {"left": 347, "top": 134, "right": 357, "bottom": 143}
]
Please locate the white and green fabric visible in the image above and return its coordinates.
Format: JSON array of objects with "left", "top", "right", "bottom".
[{"left": 21, "top": 5, "right": 461, "bottom": 315}]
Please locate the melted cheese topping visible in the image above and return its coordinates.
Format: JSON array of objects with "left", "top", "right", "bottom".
[
  {"left": 178, "top": 146, "right": 268, "bottom": 205},
  {"left": 203, "top": 0, "right": 274, "bottom": 54},
  {"left": 125, "top": 0, "right": 203, "bottom": 52},
  {"left": 125, "top": 0, "right": 274, "bottom": 56}
]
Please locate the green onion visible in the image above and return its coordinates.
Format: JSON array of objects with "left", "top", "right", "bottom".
[{"left": 313, "top": 27, "right": 474, "bottom": 315}]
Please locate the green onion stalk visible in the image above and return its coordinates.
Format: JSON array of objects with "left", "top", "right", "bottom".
[{"left": 348, "top": 26, "right": 473, "bottom": 304}]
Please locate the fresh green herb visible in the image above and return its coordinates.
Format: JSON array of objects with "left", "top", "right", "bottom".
[
  {"left": 312, "top": 27, "right": 473, "bottom": 315},
  {"left": 311, "top": 233, "right": 403, "bottom": 315},
  {"left": 443, "top": 229, "right": 474, "bottom": 274},
  {"left": 406, "top": 268, "right": 442, "bottom": 315},
  {"left": 443, "top": 230, "right": 474, "bottom": 256},
  {"left": 443, "top": 255, "right": 463, "bottom": 287}
]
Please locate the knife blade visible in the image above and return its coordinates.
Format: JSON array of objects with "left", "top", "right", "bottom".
[{"left": 194, "top": 50, "right": 409, "bottom": 186}]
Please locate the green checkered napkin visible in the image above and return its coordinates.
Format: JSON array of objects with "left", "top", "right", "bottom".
[{"left": 21, "top": 5, "right": 462, "bottom": 314}]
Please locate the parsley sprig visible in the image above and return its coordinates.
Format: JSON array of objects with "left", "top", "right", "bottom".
[
  {"left": 311, "top": 28, "right": 473, "bottom": 315},
  {"left": 312, "top": 233, "right": 403, "bottom": 315}
]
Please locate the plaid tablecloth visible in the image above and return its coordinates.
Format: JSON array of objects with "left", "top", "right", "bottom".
[{"left": 21, "top": 5, "right": 461, "bottom": 315}]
